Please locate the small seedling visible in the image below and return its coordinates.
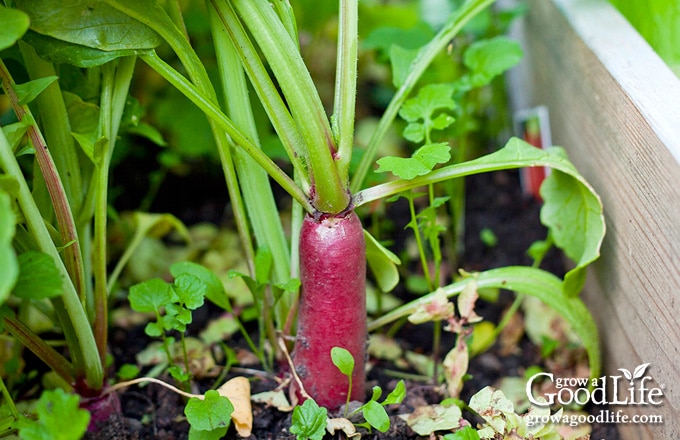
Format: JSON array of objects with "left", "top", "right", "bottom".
[
  {"left": 14, "top": 388, "right": 90, "bottom": 440},
  {"left": 128, "top": 262, "right": 209, "bottom": 384},
  {"left": 184, "top": 390, "right": 234, "bottom": 440},
  {"left": 331, "top": 347, "right": 407, "bottom": 433},
  {"left": 290, "top": 398, "right": 328, "bottom": 440},
  {"left": 479, "top": 228, "right": 498, "bottom": 248}
]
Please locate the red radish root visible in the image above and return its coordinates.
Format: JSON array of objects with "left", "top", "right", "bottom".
[{"left": 293, "top": 210, "right": 366, "bottom": 408}]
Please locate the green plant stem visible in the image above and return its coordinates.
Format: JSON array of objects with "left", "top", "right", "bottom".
[
  {"left": 407, "top": 194, "right": 433, "bottom": 291},
  {"left": 92, "top": 57, "right": 136, "bottom": 365},
  {"left": 2, "top": 316, "right": 75, "bottom": 384},
  {"left": 351, "top": 0, "right": 496, "bottom": 192},
  {"left": 0, "top": 376, "right": 19, "bottom": 420},
  {"left": 208, "top": 0, "right": 309, "bottom": 189},
  {"left": 208, "top": 1, "right": 291, "bottom": 286},
  {"left": 105, "top": 0, "right": 257, "bottom": 271},
  {"left": 0, "top": 59, "right": 87, "bottom": 306},
  {"left": 140, "top": 52, "right": 312, "bottom": 213},
  {"left": 17, "top": 43, "right": 83, "bottom": 214},
  {"left": 332, "top": 0, "right": 358, "bottom": 182},
  {"left": 0, "top": 129, "right": 103, "bottom": 391},
  {"left": 271, "top": 0, "right": 298, "bottom": 43},
  {"left": 231, "top": 0, "right": 349, "bottom": 213}
]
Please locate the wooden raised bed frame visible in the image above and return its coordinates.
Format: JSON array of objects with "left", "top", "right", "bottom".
[{"left": 508, "top": 0, "right": 680, "bottom": 438}]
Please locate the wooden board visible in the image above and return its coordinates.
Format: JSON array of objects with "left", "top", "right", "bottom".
[{"left": 508, "top": 0, "right": 680, "bottom": 438}]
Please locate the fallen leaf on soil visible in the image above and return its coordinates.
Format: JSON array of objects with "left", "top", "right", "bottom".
[
  {"left": 251, "top": 389, "right": 294, "bottom": 412},
  {"left": 457, "top": 279, "right": 482, "bottom": 323},
  {"left": 398, "top": 404, "right": 462, "bottom": 436},
  {"left": 498, "top": 308, "right": 525, "bottom": 356},
  {"left": 495, "top": 377, "right": 531, "bottom": 413},
  {"left": 217, "top": 376, "right": 252, "bottom": 437},
  {"left": 199, "top": 314, "right": 240, "bottom": 344},
  {"left": 443, "top": 336, "right": 469, "bottom": 398},
  {"left": 367, "top": 334, "right": 403, "bottom": 361},
  {"left": 326, "top": 418, "right": 360, "bottom": 438},
  {"left": 522, "top": 296, "right": 579, "bottom": 346},
  {"left": 408, "top": 288, "right": 454, "bottom": 324}
]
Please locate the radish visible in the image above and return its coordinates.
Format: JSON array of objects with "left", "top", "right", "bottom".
[{"left": 293, "top": 210, "right": 366, "bottom": 408}]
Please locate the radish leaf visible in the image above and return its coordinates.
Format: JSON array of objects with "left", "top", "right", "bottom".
[
  {"left": 14, "top": 77, "right": 58, "bottom": 106},
  {"left": 15, "top": 0, "right": 161, "bottom": 51},
  {"left": 12, "top": 252, "right": 62, "bottom": 300},
  {"left": 0, "top": 6, "right": 29, "bottom": 51},
  {"left": 364, "top": 229, "right": 401, "bottom": 292}
]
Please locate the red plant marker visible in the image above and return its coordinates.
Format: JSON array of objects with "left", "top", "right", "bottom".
[{"left": 293, "top": 211, "right": 366, "bottom": 408}]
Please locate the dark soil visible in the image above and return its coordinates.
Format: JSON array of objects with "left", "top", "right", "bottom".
[{"left": 90, "top": 169, "right": 619, "bottom": 440}]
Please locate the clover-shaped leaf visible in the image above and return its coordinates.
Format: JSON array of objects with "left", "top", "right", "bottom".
[{"left": 376, "top": 143, "right": 451, "bottom": 180}]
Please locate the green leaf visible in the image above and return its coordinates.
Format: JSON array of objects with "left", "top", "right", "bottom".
[
  {"left": 364, "top": 229, "right": 401, "bottom": 292},
  {"left": 376, "top": 142, "right": 451, "bottom": 180},
  {"left": 331, "top": 346, "right": 354, "bottom": 377},
  {"left": 185, "top": 390, "right": 233, "bottom": 431},
  {"left": 463, "top": 36, "right": 523, "bottom": 87},
  {"left": 443, "top": 426, "right": 481, "bottom": 440},
  {"left": 290, "top": 399, "right": 327, "bottom": 440},
  {"left": 390, "top": 45, "right": 421, "bottom": 88},
  {"left": 170, "top": 261, "right": 230, "bottom": 311},
  {"left": 363, "top": 400, "right": 390, "bottom": 432},
  {"left": 403, "top": 122, "right": 425, "bottom": 143},
  {"left": 13, "top": 77, "right": 59, "bottom": 106},
  {"left": 21, "top": 30, "right": 149, "bottom": 68},
  {"left": 16, "top": 0, "right": 161, "bottom": 51},
  {"left": 2, "top": 121, "right": 31, "bottom": 154},
  {"left": 363, "top": 23, "right": 434, "bottom": 53},
  {"left": 12, "top": 252, "right": 62, "bottom": 300},
  {"left": 128, "top": 278, "right": 173, "bottom": 313},
  {"left": 164, "top": 303, "right": 193, "bottom": 332},
  {"left": 16, "top": 388, "right": 90, "bottom": 440},
  {"left": 540, "top": 168, "right": 606, "bottom": 296},
  {"left": 370, "top": 386, "right": 382, "bottom": 401},
  {"left": 172, "top": 273, "right": 207, "bottom": 310},
  {"left": 0, "top": 6, "right": 29, "bottom": 51},
  {"left": 399, "top": 84, "right": 457, "bottom": 123},
  {"left": 188, "top": 426, "right": 228, "bottom": 440},
  {"left": 0, "top": 191, "right": 18, "bottom": 304},
  {"left": 366, "top": 137, "right": 605, "bottom": 298},
  {"left": 64, "top": 91, "right": 100, "bottom": 162},
  {"left": 382, "top": 380, "right": 406, "bottom": 405},
  {"left": 254, "top": 246, "right": 272, "bottom": 286}
]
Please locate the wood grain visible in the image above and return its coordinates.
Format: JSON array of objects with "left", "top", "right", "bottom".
[{"left": 509, "top": 0, "right": 680, "bottom": 437}]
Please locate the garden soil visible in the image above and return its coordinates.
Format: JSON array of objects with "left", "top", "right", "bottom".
[{"left": 89, "top": 170, "right": 620, "bottom": 440}]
